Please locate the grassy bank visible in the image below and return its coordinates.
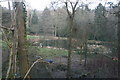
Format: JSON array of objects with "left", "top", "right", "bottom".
[{"left": 28, "top": 46, "right": 68, "bottom": 59}]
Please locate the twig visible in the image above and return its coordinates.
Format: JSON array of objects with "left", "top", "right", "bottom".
[
  {"left": 0, "top": 28, "right": 13, "bottom": 79},
  {"left": 0, "top": 24, "right": 14, "bottom": 31},
  {"left": 5, "top": 47, "right": 13, "bottom": 80},
  {"left": 23, "top": 59, "right": 40, "bottom": 80},
  {"left": 0, "top": 28, "right": 12, "bottom": 49}
]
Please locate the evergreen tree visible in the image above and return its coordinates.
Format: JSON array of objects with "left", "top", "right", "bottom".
[
  {"left": 41, "top": 7, "right": 53, "bottom": 36},
  {"left": 94, "top": 3, "right": 107, "bottom": 41},
  {"left": 31, "top": 9, "right": 38, "bottom": 24},
  {"left": 29, "top": 9, "right": 40, "bottom": 34}
]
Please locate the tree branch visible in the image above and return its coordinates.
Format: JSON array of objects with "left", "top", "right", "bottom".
[
  {"left": 0, "top": 28, "right": 12, "bottom": 49},
  {"left": 23, "top": 58, "right": 51, "bottom": 80},
  {"left": 73, "top": 0, "right": 79, "bottom": 16},
  {"left": 0, "top": 24, "right": 14, "bottom": 31},
  {"left": 65, "top": 2, "right": 71, "bottom": 17},
  {"left": 69, "top": 1, "right": 74, "bottom": 12}
]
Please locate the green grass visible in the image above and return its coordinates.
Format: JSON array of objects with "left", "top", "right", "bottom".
[
  {"left": 27, "top": 35, "right": 39, "bottom": 39},
  {"left": 28, "top": 46, "right": 68, "bottom": 59},
  {"left": 27, "top": 35, "right": 44, "bottom": 40},
  {"left": 38, "top": 48, "right": 68, "bottom": 59}
]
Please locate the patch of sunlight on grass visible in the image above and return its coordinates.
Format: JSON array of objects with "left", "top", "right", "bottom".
[
  {"left": 27, "top": 35, "right": 40, "bottom": 39},
  {"left": 27, "top": 35, "right": 45, "bottom": 39}
]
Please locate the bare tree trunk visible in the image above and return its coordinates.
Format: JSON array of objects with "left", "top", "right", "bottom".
[
  {"left": 67, "top": 18, "right": 73, "bottom": 78},
  {"left": 7, "top": 0, "right": 17, "bottom": 78},
  {"left": 67, "top": 36, "right": 72, "bottom": 78},
  {"left": 12, "top": 27, "right": 18, "bottom": 78},
  {"left": 64, "top": 0, "right": 79, "bottom": 78},
  {"left": 117, "top": 7, "right": 120, "bottom": 78},
  {"left": 16, "top": 2, "right": 29, "bottom": 78},
  {"left": 7, "top": 0, "right": 13, "bottom": 77},
  {"left": 79, "top": 44, "right": 83, "bottom": 65},
  {"left": 84, "top": 26, "right": 88, "bottom": 68},
  {"left": 84, "top": 42, "right": 87, "bottom": 68}
]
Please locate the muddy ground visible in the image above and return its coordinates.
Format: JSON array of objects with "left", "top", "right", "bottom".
[
  {"left": 29, "top": 53, "right": 118, "bottom": 78},
  {"left": 2, "top": 45, "right": 118, "bottom": 78}
]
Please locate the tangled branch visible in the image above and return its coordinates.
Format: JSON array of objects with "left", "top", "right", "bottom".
[{"left": 0, "top": 24, "right": 14, "bottom": 31}]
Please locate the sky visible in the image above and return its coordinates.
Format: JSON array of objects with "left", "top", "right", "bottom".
[
  {"left": 0, "top": 0, "right": 119, "bottom": 11},
  {"left": 25, "top": 0, "right": 52, "bottom": 11},
  {"left": 25, "top": 0, "right": 119, "bottom": 10}
]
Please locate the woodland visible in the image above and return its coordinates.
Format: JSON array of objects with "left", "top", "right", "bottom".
[{"left": 0, "top": 0, "right": 120, "bottom": 79}]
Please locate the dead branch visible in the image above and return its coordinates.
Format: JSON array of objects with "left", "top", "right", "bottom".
[
  {"left": 0, "top": 28, "right": 12, "bottom": 48},
  {"left": 23, "top": 58, "right": 51, "bottom": 80},
  {"left": 0, "top": 24, "right": 14, "bottom": 31},
  {"left": 0, "top": 28, "right": 13, "bottom": 79},
  {"left": 5, "top": 48, "right": 13, "bottom": 80}
]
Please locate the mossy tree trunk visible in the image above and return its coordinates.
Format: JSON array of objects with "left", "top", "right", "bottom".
[{"left": 16, "top": 2, "right": 29, "bottom": 78}]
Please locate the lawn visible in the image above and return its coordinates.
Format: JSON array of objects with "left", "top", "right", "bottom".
[
  {"left": 27, "top": 35, "right": 40, "bottom": 39},
  {"left": 27, "top": 35, "right": 45, "bottom": 40},
  {"left": 28, "top": 46, "right": 68, "bottom": 59},
  {"left": 38, "top": 48, "right": 68, "bottom": 58}
]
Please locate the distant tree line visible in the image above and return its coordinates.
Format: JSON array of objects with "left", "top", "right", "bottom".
[{"left": 27, "top": 2, "right": 118, "bottom": 42}]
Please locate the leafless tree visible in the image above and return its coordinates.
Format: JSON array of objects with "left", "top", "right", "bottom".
[{"left": 51, "top": 0, "right": 85, "bottom": 78}]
